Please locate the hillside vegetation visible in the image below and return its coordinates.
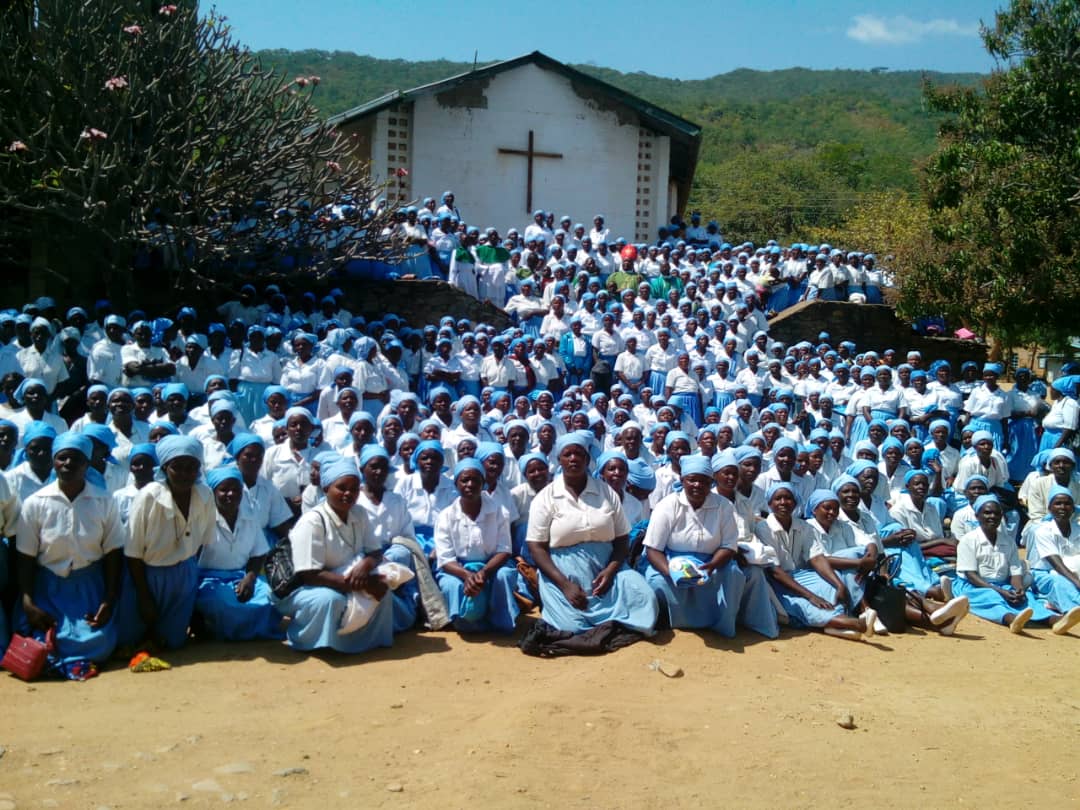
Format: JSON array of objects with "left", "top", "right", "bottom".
[{"left": 256, "top": 49, "right": 983, "bottom": 244}]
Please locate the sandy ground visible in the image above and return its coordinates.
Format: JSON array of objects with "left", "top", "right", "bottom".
[{"left": 2, "top": 613, "right": 1079, "bottom": 810}]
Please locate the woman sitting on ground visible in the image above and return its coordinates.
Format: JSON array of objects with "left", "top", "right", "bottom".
[
  {"left": 433, "top": 459, "right": 520, "bottom": 634},
  {"left": 194, "top": 465, "right": 283, "bottom": 641},
  {"left": 1027, "top": 486, "right": 1080, "bottom": 628},
  {"left": 526, "top": 432, "right": 658, "bottom": 637},
  {"left": 273, "top": 458, "right": 393, "bottom": 654},
  {"left": 643, "top": 454, "right": 778, "bottom": 638},
  {"left": 13, "top": 433, "right": 124, "bottom": 679},
  {"left": 953, "top": 495, "right": 1074, "bottom": 635},
  {"left": 754, "top": 482, "right": 877, "bottom": 641}
]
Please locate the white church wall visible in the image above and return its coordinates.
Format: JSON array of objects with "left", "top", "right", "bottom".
[{"left": 407, "top": 63, "right": 655, "bottom": 241}]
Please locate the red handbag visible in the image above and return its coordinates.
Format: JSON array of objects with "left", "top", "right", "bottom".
[{"left": 1, "top": 627, "right": 56, "bottom": 681}]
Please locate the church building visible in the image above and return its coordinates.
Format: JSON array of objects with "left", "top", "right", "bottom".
[{"left": 329, "top": 51, "right": 701, "bottom": 242}]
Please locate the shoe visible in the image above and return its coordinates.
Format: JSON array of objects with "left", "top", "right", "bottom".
[
  {"left": 930, "top": 596, "right": 969, "bottom": 626},
  {"left": 1052, "top": 606, "right": 1080, "bottom": 636},
  {"left": 1008, "top": 607, "right": 1034, "bottom": 634},
  {"left": 824, "top": 627, "right": 863, "bottom": 641},
  {"left": 939, "top": 575, "right": 954, "bottom": 602},
  {"left": 860, "top": 609, "right": 878, "bottom": 639},
  {"left": 874, "top": 617, "right": 889, "bottom": 635}
]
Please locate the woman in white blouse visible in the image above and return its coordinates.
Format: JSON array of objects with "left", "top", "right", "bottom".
[
  {"left": 1040, "top": 378, "right": 1078, "bottom": 452},
  {"left": 119, "top": 436, "right": 216, "bottom": 650},
  {"left": 1026, "top": 485, "right": 1080, "bottom": 630},
  {"left": 526, "top": 433, "right": 658, "bottom": 638},
  {"left": 643, "top": 454, "right": 778, "bottom": 638},
  {"left": 13, "top": 432, "right": 125, "bottom": 680},
  {"left": 393, "top": 439, "right": 457, "bottom": 558},
  {"left": 954, "top": 495, "right": 1069, "bottom": 634},
  {"left": 193, "top": 466, "right": 282, "bottom": 641},
  {"left": 754, "top": 482, "right": 877, "bottom": 641},
  {"left": 433, "top": 459, "right": 519, "bottom": 634},
  {"left": 261, "top": 407, "right": 317, "bottom": 516},
  {"left": 229, "top": 325, "right": 281, "bottom": 426},
  {"left": 273, "top": 457, "right": 394, "bottom": 654}
]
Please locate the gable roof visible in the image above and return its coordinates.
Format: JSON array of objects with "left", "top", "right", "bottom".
[{"left": 327, "top": 51, "right": 702, "bottom": 187}]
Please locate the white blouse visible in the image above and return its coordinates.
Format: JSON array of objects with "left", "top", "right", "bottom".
[
  {"left": 394, "top": 472, "right": 458, "bottom": 528},
  {"left": 289, "top": 501, "right": 378, "bottom": 573},
  {"left": 433, "top": 493, "right": 512, "bottom": 568},
  {"left": 526, "top": 476, "right": 630, "bottom": 549},
  {"left": 198, "top": 502, "right": 268, "bottom": 571},
  {"left": 956, "top": 527, "right": 1024, "bottom": 582},
  {"left": 16, "top": 482, "right": 125, "bottom": 576},
  {"left": 643, "top": 491, "right": 738, "bottom": 555},
  {"left": 126, "top": 481, "right": 216, "bottom": 566}
]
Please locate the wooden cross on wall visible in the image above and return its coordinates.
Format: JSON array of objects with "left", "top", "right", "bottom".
[{"left": 498, "top": 130, "right": 563, "bottom": 214}]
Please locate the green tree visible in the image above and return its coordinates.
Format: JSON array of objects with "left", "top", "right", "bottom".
[
  {"left": 897, "top": 0, "right": 1080, "bottom": 350},
  {"left": 0, "top": 1, "right": 398, "bottom": 307}
]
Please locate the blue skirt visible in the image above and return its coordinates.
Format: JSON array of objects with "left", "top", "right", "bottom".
[
  {"left": 968, "top": 418, "right": 1005, "bottom": 452},
  {"left": 195, "top": 569, "right": 284, "bottom": 642},
  {"left": 275, "top": 584, "right": 393, "bottom": 653},
  {"left": 953, "top": 577, "right": 1054, "bottom": 625},
  {"left": 770, "top": 568, "right": 847, "bottom": 628},
  {"left": 12, "top": 561, "right": 118, "bottom": 678},
  {"left": 458, "top": 379, "right": 482, "bottom": 399},
  {"left": 437, "top": 560, "right": 520, "bottom": 634},
  {"left": 537, "top": 542, "right": 658, "bottom": 635},
  {"left": 382, "top": 543, "right": 420, "bottom": 633},
  {"left": 669, "top": 392, "right": 702, "bottom": 428},
  {"left": 521, "top": 316, "right": 542, "bottom": 339},
  {"left": 1040, "top": 427, "right": 1064, "bottom": 453},
  {"left": 116, "top": 556, "right": 199, "bottom": 650},
  {"left": 1007, "top": 417, "right": 1037, "bottom": 480},
  {"left": 1031, "top": 569, "right": 1080, "bottom": 612},
  {"left": 849, "top": 415, "right": 870, "bottom": 445},
  {"left": 884, "top": 541, "right": 937, "bottom": 595},
  {"left": 713, "top": 391, "right": 734, "bottom": 412},
  {"left": 235, "top": 381, "right": 270, "bottom": 427},
  {"left": 865, "top": 285, "right": 883, "bottom": 304},
  {"left": 645, "top": 553, "right": 778, "bottom": 638},
  {"left": 361, "top": 397, "right": 384, "bottom": 419},
  {"left": 648, "top": 370, "right": 668, "bottom": 395}
]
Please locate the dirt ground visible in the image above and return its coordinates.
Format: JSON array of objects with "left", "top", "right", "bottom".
[{"left": 2, "top": 613, "right": 1079, "bottom": 809}]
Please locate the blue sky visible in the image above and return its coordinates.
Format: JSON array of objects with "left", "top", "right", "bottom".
[{"left": 203, "top": 0, "right": 1001, "bottom": 77}]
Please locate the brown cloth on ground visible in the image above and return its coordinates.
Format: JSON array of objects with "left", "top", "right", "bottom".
[{"left": 518, "top": 619, "right": 646, "bottom": 657}]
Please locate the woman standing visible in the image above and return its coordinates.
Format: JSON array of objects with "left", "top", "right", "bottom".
[
  {"left": 525, "top": 434, "right": 658, "bottom": 637},
  {"left": 433, "top": 459, "right": 520, "bottom": 633}
]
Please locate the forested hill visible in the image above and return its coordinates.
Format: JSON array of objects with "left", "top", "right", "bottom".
[{"left": 255, "top": 49, "right": 984, "bottom": 241}]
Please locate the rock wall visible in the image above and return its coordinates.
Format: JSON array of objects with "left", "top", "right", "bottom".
[
  {"left": 340, "top": 279, "right": 511, "bottom": 330},
  {"left": 767, "top": 301, "right": 987, "bottom": 368}
]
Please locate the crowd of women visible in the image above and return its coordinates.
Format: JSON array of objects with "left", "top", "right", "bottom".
[{"left": 2, "top": 213, "right": 1080, "bottom": 679}]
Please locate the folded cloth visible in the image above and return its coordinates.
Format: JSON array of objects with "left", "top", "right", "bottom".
[
  {"left": 738, "top": 539, "right": 781, "bottom": 567},
  {"left": 339, "top": 562, "right": 415, "bottom": 634},
  {"left": 668, "top": 556, "right": 709, "bottom": 588},
  {"left": 518, "top": 619, "right": 646, "bottom": 657}
]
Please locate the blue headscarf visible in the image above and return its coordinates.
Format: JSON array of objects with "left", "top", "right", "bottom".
[
  {"left": 206, "top": 465, "right": 243, "bottom": 491},
  {"left": 321, "top": 457, "right": 360, "bottom": 490},
  {"left": 453, "top": 458, "right": 485, "bottom": 481},
  {"left": 129, "top": 442, "right": 158, "bottom": 466},
  {"left": 804, "top": 488, "right": 839, "bottom": 519},
  {"left": 517, "top": 452, "right": 549, "bottom": 475},
  {"left": 359, "top": 444, "right": 390, "bottom": 468},
  {"left": 156, "top": 435, "right": 203, "bottom": 467},
  {"left": 679, "top": 454, "right": 713, "bottom": 478},
  {"left": 52, "top": 431, "right": 92, "bottom": 459}
]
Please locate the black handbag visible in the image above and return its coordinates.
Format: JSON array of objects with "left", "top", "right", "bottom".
[
  {"left": 265, "top": 538, "right": 300, "bottom": 598},
  {"left": 864, "top": 554, "right": 909, "bottom": 633}
]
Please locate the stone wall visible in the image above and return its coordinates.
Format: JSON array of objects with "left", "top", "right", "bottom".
[
  {"left": 767, "top": 300, "right": 987, "bottom": 369},
  {"left": 339, "top": 279, "right": 511, "bottom": 329}
]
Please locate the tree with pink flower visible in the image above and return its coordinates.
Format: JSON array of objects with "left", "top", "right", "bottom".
[{"left": 0, "top": 0, "right": 399, "bottom": 307}]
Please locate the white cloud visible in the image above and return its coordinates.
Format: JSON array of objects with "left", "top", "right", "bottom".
[{"left": 846, "top": 14, "right": 979, "bottom": 45}]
